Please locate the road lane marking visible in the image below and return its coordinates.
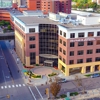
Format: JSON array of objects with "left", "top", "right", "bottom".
[
  {"left": 5, "top": 86, "right": 7, "bottom": 88},
  {"left": 12, "top": 85, "right": 15, "bottom": 88},
  {"left": 16, "top": 85, "right": 18, "bottom": 87},
  {"left": 1, "top": 86, "right": 3, "bottom": 89},
  {"left": 8, "top": 85, "right": 11, "bottom": 88},
  {"left": 23, "top": 84, "right": 25, "bottom": 86},
  {"left": 28, "top": 87, "right": 37, "bottom": 100},
  {"left": 35, "top": 86, "right": 44, "bottom": 100},
  {"left": 19, "top": 84, "right": 21, "bottom": 87},
  {"left": 0, "top": 84, "right": 26, "bottom": 89}
]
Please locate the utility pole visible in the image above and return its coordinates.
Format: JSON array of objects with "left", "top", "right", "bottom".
[{"left": 45, "top": 88, "right": 49, "bottom": 99}]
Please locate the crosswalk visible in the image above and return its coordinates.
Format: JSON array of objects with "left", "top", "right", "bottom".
[{"left": 1, "top": 84, "right": 26, "bottom": 89}]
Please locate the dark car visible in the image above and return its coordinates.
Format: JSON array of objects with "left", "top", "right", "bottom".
[{"left": 91, "top": 73, "right": 100, "bottom": 78}]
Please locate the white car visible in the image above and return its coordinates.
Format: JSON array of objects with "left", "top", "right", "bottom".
[{"left": 57, "top": 78, "right": 67, "bottom": 83}]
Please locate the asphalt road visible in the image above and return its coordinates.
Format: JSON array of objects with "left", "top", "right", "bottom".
[{"left": 0, "top": 41, "right": 34, "bottom": 100}]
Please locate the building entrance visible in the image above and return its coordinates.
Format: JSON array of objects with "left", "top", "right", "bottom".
[
  {"left": 69, "top": 67, "right": 82, "bottom": 75},
  {"left": 44, "top": 60, "right": 54, "bottom": 67}
]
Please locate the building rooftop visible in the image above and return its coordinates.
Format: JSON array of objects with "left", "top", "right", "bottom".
[
  {"left": 8, "top": 9, "right": 23, "bottom": 16},
  {"left": 16, "top": 16, "right": 100, "bottom": 30},
  {"left": 23, "top": 10, "right": 43, "bottom": 16}
]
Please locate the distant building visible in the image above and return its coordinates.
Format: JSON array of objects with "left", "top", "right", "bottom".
[
  {"left": 27, "top": 0, "right": 71, "bottom": 14},
  {"left": 92, "top": 0, "right": 100, "bottom": 5}
]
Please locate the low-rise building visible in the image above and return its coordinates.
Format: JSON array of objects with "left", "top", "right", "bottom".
[{"left": 13, "top": 12, "right": 100, "bottom": 76}]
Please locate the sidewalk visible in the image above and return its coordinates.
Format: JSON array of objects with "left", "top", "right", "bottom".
[{"left": 5, "top": 40, "right": 49, "bottom": 86}]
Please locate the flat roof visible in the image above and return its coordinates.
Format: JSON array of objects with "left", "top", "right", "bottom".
[
  {"left": 23, "top": 10, "right": 43, "bottom": 13},
  {"left": 16, "top": 16, "right": 100, "bottom": 29},
  {"left": 78, "top": 14, "right": 100, "bottom": 17},
  {"left": 17, "top": 16, "right": 58, "bottom": 25}
]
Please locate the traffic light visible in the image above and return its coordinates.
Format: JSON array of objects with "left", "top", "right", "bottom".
[{"left": 6, "top": 95, "right": 10, "bottom": 98}]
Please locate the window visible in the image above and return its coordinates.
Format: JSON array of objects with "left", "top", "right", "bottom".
[
  {"left": 69, "top": 60, "right": 74, "bottom": 64},
  {"left": 63, "top": 32, "right": 66, "bottom": 37},
  {"left": 60, "top": 47, "right": 62, "bottom": 52},
  {"left": 96, "top": 40, "right": 100, "bottom": 45},
  {"left": 95, "top": 57, "right": 100, "bottom": 61},
  {"left": 86, "top": 58, "right": 92, "bottom": 62},
  {"left": 97, "top": 31, "right": 100, "bottom": 36},
  {"left": 30, "top": 52, "right": 36, "bottom": 65},
  {"left": 59, "top": 55, "right": 62, "bottom": 60},
  {"left": 29, "top": 28, "right": 35, "bottom": 32},
  {"left": 70, "top": 33, "right": 75, "bottom": 38},
  {"left": 63, "top": 50, "right": 66, "bottom": 55},
  {"left": 77, "top": 50, "right": 84, "bottom": 55},
  {"left": 87, "top": 41, "right": 93, "bottom": 45},
  {"left": 87, "top": 50, "right": 93, "bottom": 54},
  {"left": 63, "top": 41, "right": 66, "bottom": 46},
  {"left": 29, "top": 44, "right": 35, "bottom": 48},
  {"left": 96, "top": 49, "right": 100, "bottom": 53},
  {"left": 88, "top": 32, "right": 94, "bottom": 37},
  {"left": 78, "top": 42, "right": 84, "bottom": 46},
  {"left": 77, "top": 59, "right": 83, "bottom": 64},
  {"left": 29, "top": 36, "right": 35, "bottom": 41},
  {"left": 70, "top": 51, "right": 74, "bottom": 56},
  {"left": 60, "top": 30, "right": 62, "bottom": 35},
  {"left": 78, "top": 33, "right": 84, "bottom": 37},
  {"left": 70, "top": 42, "right": 74, "bottom": 47},
  {"left": 60, "top": 39, "right": 62, "bottom": 44},
  {"left": 63, "top": 58, "right": 65, "bottom": 63}
]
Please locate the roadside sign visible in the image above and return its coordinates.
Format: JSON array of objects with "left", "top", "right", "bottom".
[
  {"left": 22, "top": 69, "right": 27, "bottom": 72},
  {"left": 65, "top": 97, "right": 70, "bottom": 100},
  {"left": 67, "top": 92, "right": 70, "bottom": 97}
]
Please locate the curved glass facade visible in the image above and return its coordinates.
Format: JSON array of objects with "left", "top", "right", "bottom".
[{"left": 39, "top": 24, "right": 58, "bottom": 65}]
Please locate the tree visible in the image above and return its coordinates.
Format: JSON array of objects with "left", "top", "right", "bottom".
[
  {"left": 5, "top": 21, "right": 10, "bottom": 25},
  {"left": 75, "top": 75, "right": 86, "bottom": 94},
  {"left": 7, "top": 25, "right": 11, "bottom": 30},
  {"left": 3, "top": 29, "right": 7, "bottom": 33},
  {"left": 50, "top": 80, "right": 61, "bottom": 98},
  {"left": 28, "top": 70, "right": 32, "bottom": 78},
  {"left": 88, "top": 2, "right": 97, "bottom": 9}
]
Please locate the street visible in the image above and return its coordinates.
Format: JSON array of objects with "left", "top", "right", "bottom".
[{"left": 0, "top": 41, "right": 34, "bottom": 100}]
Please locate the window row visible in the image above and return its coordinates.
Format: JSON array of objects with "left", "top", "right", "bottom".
[
  {"left": 29, "top": 44, "right": 35, "bottom": 49},
  {"left": 60, "top": 31, "right": 100, "bottom": 38},
  {"left": 29, "top": 28, "right": 35, "bottom": 33},
  {"left": 59, "top": 48, "right": 66, "bottom": 55},
  {"left": 29, "top": 36, "right": 35, "bottom": 41},
  {"left": 69, "top": 57, "right": 100, "bottom": 64},
  {"left": 70, "top": 32, "right": 100, "bottom": 38},
  {"left": 60, "top": 30, "right": 66, "bottom": 37},
  {"left": 69, "top": 49, "right": 100, "bottom": 56},
  {"left": 60, "top": 39, "right": 66, "bottom": 46},
  {"left": 70, "top": 40, "right": 100, "bottom": 47}
]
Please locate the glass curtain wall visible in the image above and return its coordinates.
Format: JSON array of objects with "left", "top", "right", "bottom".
[{"left": 39, "top": 24, "right": 58, "bottom": 64}]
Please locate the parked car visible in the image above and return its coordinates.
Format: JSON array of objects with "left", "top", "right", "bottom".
[
  {"left": 91, "top": 73, "right": 100, "bottom": 78},
  {"left": 57, "top": 78, "right": 67, "bottom": 83}
]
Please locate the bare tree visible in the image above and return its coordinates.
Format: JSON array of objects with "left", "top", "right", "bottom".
[
  {"left": 50, "top": 80, "right": 61, "bottom": 98},
  {"left": 75, "top": 75, "right": 86, "bottom": 94}
]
